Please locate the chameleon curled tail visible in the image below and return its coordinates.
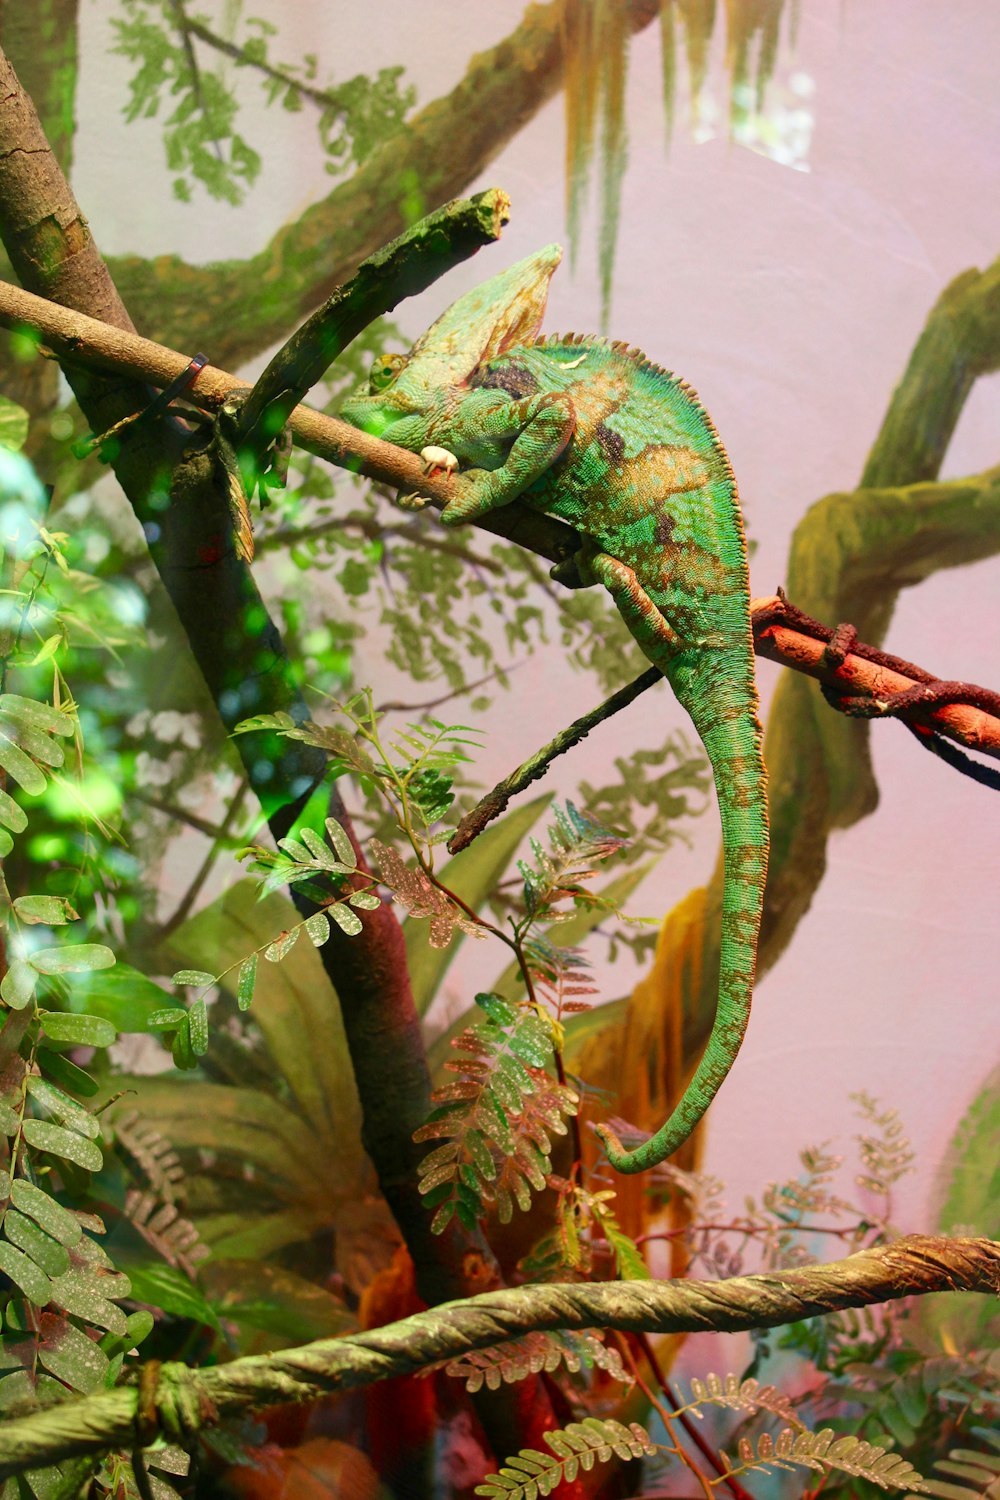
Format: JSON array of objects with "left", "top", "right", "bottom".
[{"left": 594, "top": 646, "right": 769, "bottom": 1174}]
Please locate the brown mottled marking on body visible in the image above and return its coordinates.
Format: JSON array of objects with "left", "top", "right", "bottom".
[
  {"left": 595, "top": 420, "right": 625, "bottom": 465},
  {"left": 662, "top": 543, "right": 730, "bottom": 598},
  {"left": 629, "top": 443, "right": 711, "bottom": 505}
]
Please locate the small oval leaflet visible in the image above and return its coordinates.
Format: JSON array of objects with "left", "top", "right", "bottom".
[
  {"left": 236, "top": 954, "right": 257, "bottom": 1010},
  {"left": 3, "top": 1209, "right": 71, "bottom": 1277},
  {"left": 10, "top": 1179, "right": 83, "bottom": 1246},
  {"left": 265, "top": 928, "right": 299, "bottom": 962},
  {"left": 21, "top": 1119, "right": 104, "bottom": 1172},
  {"left": 147, "top": 1007, "right": 189, "bottom": 1029},
  {"left": 37, "top": 1049, "right": 99, "bottom": 1097},
  {"left": 25, "top": 1075, "right": 101, "bottom": 1138},
  {"left": 304, "top": 911, "right": 329, "bottom": 946},
  {"left": 0, "top": 788, "right": 28, "bottom": 833},
  {"left": 30, "top": 943, "right": 116, "bottom": 976},
  {"left": 328, "top": 903, "right": 363, "bottom": 936},
  {"left": 1, "top": 958, "right": 37, "bottom": 1010},
  {"left": 39, "top": 1011, "right": 117, "bottom": 1048},
  {"left": 37, "top": 1311, "right": 110, "bottom": 1394},
  {"left": 0, "top": 1238, "right": 53, "bottom": 1307},
  {"left": 0, "top": 735, "right": 46, "bottom": 795},
  {"left": 171, "top": 969, "right": 215, "bottom": 987},
  {"left": 13, "top": 894, "right": 77, "bottom": 925},
  {"left": 48, "top": 1266, "right": 129, "bottom": 1336},
  {"left": 0, "top": 694, "right": 77, "bottom": 735},
  {"left": 188, "top": 998, "right": 209, "bottom": 1055}
]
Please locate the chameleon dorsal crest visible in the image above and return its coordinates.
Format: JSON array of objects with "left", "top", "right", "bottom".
[{"left": 341, "top": 246, "right": 769, "bottom": 1174}]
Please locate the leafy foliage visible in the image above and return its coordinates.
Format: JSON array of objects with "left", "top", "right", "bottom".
[
  {"left": 0, "top": 459, "right": 155, "bottom": 1454},
  {"left": 438, "top": 1327, "right": 632, "bottom": 1394},
  {"left": 475, "top": 1416, "right": 657, "bottom": 1498},
  {"left": 111, "top": 0, "right": 414, "bottom": 204},
  {"left": 415, "top": 991, "right": 577, "bottom": 1233},
  {"left": 720, "top": 1426, "right": 927, "bottom": 1491}
]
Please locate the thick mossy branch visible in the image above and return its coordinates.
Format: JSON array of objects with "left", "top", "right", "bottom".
[{"left": 0, "top": 1236, "right": 995, "bottom": 1478}]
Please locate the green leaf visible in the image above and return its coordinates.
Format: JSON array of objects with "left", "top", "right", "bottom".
[
  {"left": 21, "top": 1119, "right": 104, "bottom": 1171},
  {"left": 147, "top": 1007, "right": 188, "bottom": 1029},
  {"left": 10, "top": 1180, "right": 83, "bottom": 1246},
  {"left": 188, "top": 998, "right": 209, "bottom": 1055},
  {"left": 304, "top": 912, "right": 329, "bottom": 946},
  {"left": 39, "top": 1012, "right": 116, "bottom": 1048},
  {"left": 29, "top": 634, "right": 62, "bottom": 667},
  {"left": 0, "top": 1239, "right": 52, "bottom": 1305},
  {"left": 1, "top": 959, "right": 37, "bottom": 1010},
  {"left": 265, "top": 927, "right": 300, "bottom": 961},
  {"left": 0, "top": 733, "right": 46, "bottom": 794},
  {"left": 30, "top": 944, "right": 116, "bottom": 976},
  {"left": 69, "top": 963, "right": 172, "bottom": 1032},
  {"left": 171, "top": 969, "right": 215, "bottom": 987},
  {"left": 123, "top": 1261, "right": 220, "bottom": 1329},
  {"left": 476, "top": 991, "right": 518, "bottom": 1027},
  {"left": 232, "top": 711, "right": 296, "bottom": 735},
  {"left": 236, "top": 954, "right": 257, "bottom": 1010},
  {"left": 35, "top": 1049, "right": 99, "bottom": 1098},
  {"left": 0, "top": 696, "right": 76, "bottom": 736},
  {"left": 199, "top": 1259, "right": 354, "bottom": 1343},
  {"left": 37, "top": 1312, "right": 110, "bottom": 1393},
  {"left": 25, "top": 1076, "right": 100, "bottom": 1138},
  {"left": 406, "top": 793, "right": 552, "bottom": 1017},
  {"left": 324, "top": 816, "right": 358, "bottom": 868},
  {"left": 13, "top": 895, "right": 77, "bottom": 926},
  {"left": 3, "top": 1210, "right": 71, "bottom": 1277},
  {"left": 0, "top": 395, "right": 29, "bottom": 452},
  {"left": 0, "top": 827, "right": 12, "bottom": 857},
  {"left": 328, "top": 903, "right": 363, "bottom": 936},
  {"left": 0, "top": 790, "right": 27, "bottom": 834},
  {"left": 347, "top": 889, "right": 381, "bottom": 910},
  {"left": 0, "top": 1101, "right": 19, "bottom": 1135},
  {"left": 49, "top": 1265, "right": 129, "bottom": 1335},
  {"left": 172, "top": 1022, "right": 197, "bottom": 1070}
]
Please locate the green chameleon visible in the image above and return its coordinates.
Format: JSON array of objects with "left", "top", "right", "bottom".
[{"left": 340, "top": 245, "right": 769, "bottom": 1174}]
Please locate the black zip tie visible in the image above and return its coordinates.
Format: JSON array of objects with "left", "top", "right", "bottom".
[{"left": 72, "top": 353, "right": 210, "bottom": 459}]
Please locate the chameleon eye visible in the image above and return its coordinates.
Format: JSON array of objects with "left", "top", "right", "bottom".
[{"left": 369, "top": 353, "right": 407, "bottom": 393}]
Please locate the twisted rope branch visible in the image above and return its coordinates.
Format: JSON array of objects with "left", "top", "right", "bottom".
[{"left": 0, "top": 1235, "right": 996, "bottom": 1477}]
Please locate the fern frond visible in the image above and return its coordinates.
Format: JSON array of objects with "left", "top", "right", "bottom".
[
  {"left": 415, "top": 992, "right": 576, "bottom": 1232},
  {"left": 370, "top": 838, "right": 487, "bottom": 948},
  {"left": 913, "top": 1427, "right": 1000, "bottom": 1500},
  {"left": 852, "top": 1092, "right": 916, "bottom": 1196},
  {"left": 112, "top": 1109, "right": 185, "bottom": 1203},
  {"left": 522, "top": 935, "right": 597, "bottom": 1021},
  {"left": 124, "top": 1190, "right": 210, "bottom": 1279},
  {"left": 721, "top": 1428, "right": 927, "bottom": 1492},
  {"left": 518, "top": 802, "right": 626, "bottom": 919},
  {"left": 440, "top": 1328, "right": 633, "bottom": 1393},
  {"left": 688, "top": 1372, "right": 803, "bottom": 1428},
  {"left": 476, "top": 1417, "right": 656, "bottom": 1498}
]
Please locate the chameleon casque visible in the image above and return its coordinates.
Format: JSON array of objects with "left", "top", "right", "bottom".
[{"left": 340, "top": 245, "right": 769, "bottom": 1174}]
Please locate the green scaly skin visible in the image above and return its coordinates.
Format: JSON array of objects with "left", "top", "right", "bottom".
[{"left": 341, "top": 246, "right": 769, "bottom": 1174}]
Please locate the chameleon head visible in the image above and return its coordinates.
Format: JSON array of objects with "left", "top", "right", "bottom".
[{"left": 341, "top": 244, "right": 565, "bottom": 443}]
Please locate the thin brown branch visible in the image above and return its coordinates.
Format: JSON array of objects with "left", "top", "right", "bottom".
[
  {"left": 751, "top": 593, "right": 1000, "bottom": 761},
  {"left": 0, "top": 1236, "right": 994, "bottom": 1477},
  {"left": 257, "top": 509, "right": 505, "bottom": 572}
]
